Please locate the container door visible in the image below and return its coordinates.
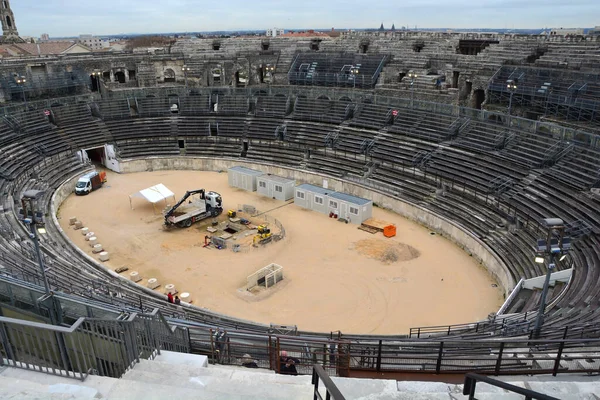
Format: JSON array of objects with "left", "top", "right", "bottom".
[{"left": 341, "top": 202, "right": 348, "bottom": 218}]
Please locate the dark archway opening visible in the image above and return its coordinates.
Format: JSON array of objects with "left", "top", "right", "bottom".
[
  {"left": 164, "top": 68, "right": 176, "bottom": 83},
  {"left": 412, "top": 40, "right": 424, "bottom": 52},
  {"left": 2, "top": 1, "right": 7, "bottom": 10},
  {"left": 85, "top": 147, "right": 105, "bottom": 166},
  {"left": 310, "top": 39, "right": 320, "bottom": 51},
  {"left": 90, "top": 75, "right": 100, "bottom": 92},
  {"left": 114, "top": 71, "right": 126, "bottom": 84},
  {"left": 6, "top": 15, "right": 12, "bottom": 28},
  {"left": 103, "top": 71, "right": 110, "bottom": 81},
  {"left": 473, "top": 89, "right": 485, "bottom": 109},
  {"left": 128, "top": 70, "right": 136, "bottom": 80},
  {"left": 360, "top": 42, "right": 369, "bottom": 54},
  {"left": 212, "top": 42, "right": 221, "bottom": 51},
  {"left": 452, "top": 71, "right": 460, "bottom": 89},
  {"left": 398, "top": 72, "right": 406, "bottom": 83},
  {"left": 261, "top": 41, "right": 270, "bottom": 51}
]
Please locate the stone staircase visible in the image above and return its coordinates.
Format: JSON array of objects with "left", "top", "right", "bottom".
[{"left": 1, "top": 350, "right": 600, "bottom": 399}]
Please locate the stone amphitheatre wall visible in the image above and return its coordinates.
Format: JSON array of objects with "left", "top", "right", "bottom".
[{"left": 114, "top": 156, "right": 515, "bottom": 298}]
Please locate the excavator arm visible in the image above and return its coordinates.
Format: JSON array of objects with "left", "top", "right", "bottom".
[{"left": 164, "top": 189, "right": 205, "bottom": 221}]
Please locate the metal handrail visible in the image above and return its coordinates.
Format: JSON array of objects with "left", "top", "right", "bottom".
[
  {"left": 312, "top": 364, "right": 346, "bottom": 400},
  {"left": 463, "top": 373, "right": 559, "bottom": 400}
]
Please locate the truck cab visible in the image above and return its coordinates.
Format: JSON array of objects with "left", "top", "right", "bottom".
[{"left": 205, "top": 191, "right": 223, "bottom": 211}]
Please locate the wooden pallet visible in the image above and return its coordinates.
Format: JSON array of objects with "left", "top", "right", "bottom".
[
  {"left": 358, "top": 225, "right": 379, "bottom": 234},
  {"left": 361, "top": 218, "right": 391, "bottom": 232}
]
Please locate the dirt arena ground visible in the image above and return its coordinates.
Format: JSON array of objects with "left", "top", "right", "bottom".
[{"left": 57, "top": 170, "right": 503, "bottom": 334}]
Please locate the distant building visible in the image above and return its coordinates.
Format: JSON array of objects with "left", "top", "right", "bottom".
[
  {"left": 40, "top": 33, "right": 49, "bottom": 41},
  {"left": 589, "top": 26, "right": 600, "bottom": 36},
  {"left": 549, "top": 28, "right": 585, "bottom": 36},
  {"left": 78, "top": 34, "right": 109, "bottom": 50},
  {"left": 266, "top": 28, "right": 284, "bottom": 37},
  {"left": 0, "top": 41, "right": 91, "bottom": 57}
]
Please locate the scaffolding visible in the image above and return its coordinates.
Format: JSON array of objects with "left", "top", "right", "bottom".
[{"left": 487, "top": 66, "right": 600, "bottom": 125}]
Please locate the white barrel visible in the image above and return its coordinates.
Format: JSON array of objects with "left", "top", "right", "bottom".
[
  {"left": 85, "top": 232, "right": 95, "bottom": 240},
  {"left": 147, "top": 278, "right": 160, "bottom": 289},
  {"left": 98, "top": 251, "right": 110, "bottom": 262},
  {"left": 81, "top": 227, "right": 89, "bottom": 236},
  {"left": 69, "top": 217, "right": 77, "bottom": 225},
  {"left": 74, "top": 221, "right": 83, "bottom": 230},
  {"left": 88, "top": 237, "right": 97, "bottom": 246},
  {"left": 130, "top": 271, "right": 142, "bottom": 282},
  {"left": 180, "top": 292, "right": 192, "bottom": 303},
  {"left": 92, "top": 244, "right": 103, "bottom": 253},
  {"left": 164, "top": 284, "right": 176, "bottom": 294}
]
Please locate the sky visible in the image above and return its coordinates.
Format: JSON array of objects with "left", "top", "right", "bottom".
[{"left": 11, "top": 0, "right": 599, "bottom": 37}]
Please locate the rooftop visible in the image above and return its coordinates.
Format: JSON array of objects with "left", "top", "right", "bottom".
[
  {"left": 328, "top": 191, "right": 372, "bottom": 205},
  {"left": 258, "top": 174, "right": 295, "bottom": 184},
  {"left": 296, "top": 183, "right": 331, "bottom": 195},
  {"left": 228, "top": 166, "right": 264, "bottom": 176}
]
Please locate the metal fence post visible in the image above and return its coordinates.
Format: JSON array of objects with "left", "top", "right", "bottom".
[
  {"left": 553, "top": 341, "right": 565, "bottom": 377},
  {"left": 495, "top": 342, "right": 505, "bottom": 375},
  {"left": 436, "top": 342, "right": 444, "bottom": 374},
  {"left": 376, "top": 340, "right": 382, "bottom": 372}
]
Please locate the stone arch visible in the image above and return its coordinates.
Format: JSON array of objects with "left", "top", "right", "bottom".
[
  {"left": 164, "top": 68, "right": 176, "bottom": 83},
  {"left": 2, "top": 1, "right": 7, "bottom": 10},
  {"left": 114, "top": 71, "right": 126, "bottom": 83},
  {"left": 339, "top": 96, "right": 352, "bottom": 102},
  {"left": 6, "top": 15, "right": 12, "bottom": 28},
  {"left": 317, "top": 95, "right": 330, "bottom": 100},
  {"left": 473, "top": 88, "right": 485, "bottom": 109}
]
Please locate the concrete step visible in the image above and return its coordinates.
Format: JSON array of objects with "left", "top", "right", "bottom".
[{"left": 122, "top": 365, "right": 312, "bottom": 399}]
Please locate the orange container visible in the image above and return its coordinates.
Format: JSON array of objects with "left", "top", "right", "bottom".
[
  {"left": 383, "top": 225, "right": 396, "bottom": 238},
  {"left": 99, "top": 171, "right": 107, "bottom": 183}
]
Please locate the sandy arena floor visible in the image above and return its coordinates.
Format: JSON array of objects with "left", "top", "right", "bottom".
[{"left": 57, "top": 169, "right": 503, "bottom": 334}]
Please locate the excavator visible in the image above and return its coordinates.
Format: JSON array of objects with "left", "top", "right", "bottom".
[
  {"left": 164, "top": 189, "right": 223, "bottom": 228},
  {"left": 253, "top": 224, "right": 273, "bottom": 245}
]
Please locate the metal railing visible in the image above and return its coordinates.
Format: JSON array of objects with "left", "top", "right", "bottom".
[
  {"left": 312, "top": 364, "right": 346, "bottom": 400},
  {"left": 0, "top": 309, "right": 189, "bottom": 381},
  {"left": 463, "top": 373, "right": 559, "bottom": 400}
]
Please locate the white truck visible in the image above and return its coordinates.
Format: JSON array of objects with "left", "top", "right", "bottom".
[
  {"left": 75, "top": 171, "right": 106, "bottom": 195},
  {"left": 163, "top": 189, "right": 223, "bottom": 228}
]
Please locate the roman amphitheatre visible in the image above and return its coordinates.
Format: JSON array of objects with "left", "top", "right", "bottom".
[
  {"left": 1, "top": 12, "right": 600, "bottom": 391},
  {"left": 57, "top": 169, "right": 502, "bottom": 334}
]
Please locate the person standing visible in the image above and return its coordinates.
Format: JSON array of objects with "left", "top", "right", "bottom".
[{"left": 167, "top": 292, "right": 174, "bottom": 303}]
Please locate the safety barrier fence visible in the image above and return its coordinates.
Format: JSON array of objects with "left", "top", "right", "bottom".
[
  {"left": 181, "top": 322, "right": 600, "bottom": 377},
  {"left": 0, "top": 308, "right": 189, "bottom": 381}
]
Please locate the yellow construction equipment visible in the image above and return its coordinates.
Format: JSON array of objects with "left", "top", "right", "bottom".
[
  {"left": 228, "top": 210, "right": 237, "bottom": 218},
  {"left": 253, "top": 224, "right": 272, "bottom": 245}
]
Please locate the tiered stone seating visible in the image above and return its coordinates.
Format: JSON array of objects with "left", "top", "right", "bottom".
[
  {"left": 548, "top": 146, "right": 600, "bottom": 190},
  {"left": 216, "top": 118, "right": 246, "bottom": 137},
  {"left": 185, "top": 137, "right": 241, "bottom": 158},
  {"left": 350, "top": 103, "right": 392, "bottom": 129},
  {"left": 255, "top": 95, "right": 289, "bottom": 118},
  {"left": 2, "top": 92, "right": 600, "bottom": 352},
  {"left": 246, "top": 118, "right": 283, "bottom": 140},
  {"left": 245, "top": 141, "right": 303, "bottom": 167},
  {"left": 390, "top": 108, "right": 455, "bottom": 143},
  {"left": 98, "top": 99, "right": 131, "bottom": 120},
  {"left": 216, "top": 95, "right": 249, "bottom": 116},
  {"left": 137, "top": 96, "right": 172, "bottom": 117},
  {"left": 283, "top": 120, "right": 332, "bottom": 147},
  {"left": 291, "top": 97, "right": 351, "bottom": 124},
  {"left": 50, "top": 103, "right": 112, "bottom": 149},
  {"left": 179, "top": 94, "right": 211, "bottom": 116},
  {"left": 178, "top": 116, "right": 211, "bottom": 137}
]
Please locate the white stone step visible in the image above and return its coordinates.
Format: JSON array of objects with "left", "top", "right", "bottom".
[
  {"left": 0, "top": 375, "right": 102, "bottom": 400},
  {"left": 122, "top": 365, "right": 312, "bottom": 399}
]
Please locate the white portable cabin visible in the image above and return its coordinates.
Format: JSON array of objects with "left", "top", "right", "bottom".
[
  {"left": 293, "top": 184, "right": 332, "bottom": 215},
  {"left": 326, "top": 191, "right": 372, "bottom": 224},
  {"left": 228, "top": 166, "right": 264, "bottom": 192},
  {"left": 256, "top": 174, "right": 295, "bottom": 201}
]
